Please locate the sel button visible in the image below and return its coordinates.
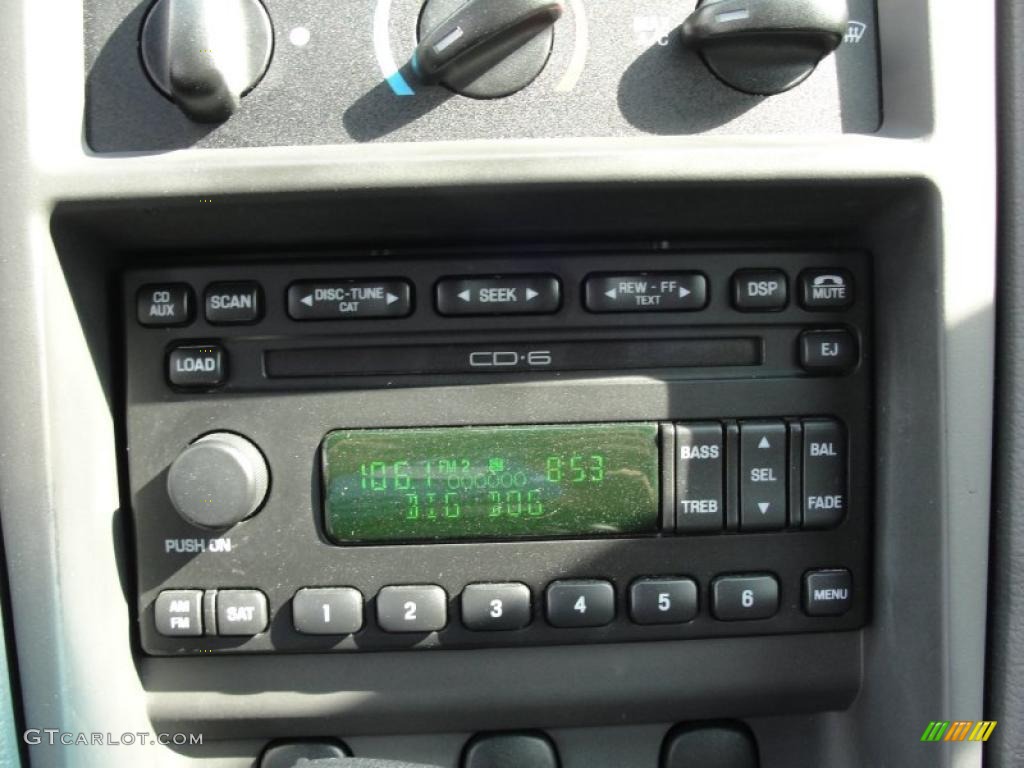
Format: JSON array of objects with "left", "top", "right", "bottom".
[
  {"left": 167, "top": 343, "right": 226, "bottom": 388},
  {"left": 740, "top": 421, "right": 787, "bottom": 531},
  {"left": 436, "top": 275, "right": 560, "bottom": 316}
]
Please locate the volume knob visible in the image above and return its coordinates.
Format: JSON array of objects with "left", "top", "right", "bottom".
[{"left": 167, "top": 432, "right": 269, "bottom": 529}]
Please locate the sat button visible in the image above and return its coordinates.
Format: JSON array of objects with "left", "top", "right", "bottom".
[{"left": 205, "top": 282, "right": 262, "bottom": 324}]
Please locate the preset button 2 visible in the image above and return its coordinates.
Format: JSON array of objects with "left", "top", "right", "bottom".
[
  {"left": 436, "top": 275, "right": 560, "bottom": 316},
  {"left": 376, "top": 585, "right": 447, "bottom": 633},
  {"left": 287, "top": 280, "right": 412, "bottom": 320},
  {"left": 584, "top": 273, "right": 707, "bottom": 312}
]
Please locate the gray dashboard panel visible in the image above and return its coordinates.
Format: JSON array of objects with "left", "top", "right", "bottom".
[
  {"left": 84, "top": 0, "right": 881, "bottom": 150},
  {"left": 0, "top": 0, "right": 996, "bottom": 765}
]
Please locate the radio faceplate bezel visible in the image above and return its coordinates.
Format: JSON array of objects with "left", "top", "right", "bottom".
[{"left": 124, "top": 247, "right": 872, "bottom": 656}]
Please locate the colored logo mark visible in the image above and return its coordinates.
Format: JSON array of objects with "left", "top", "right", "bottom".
[{"left": 921, "top": 721, "right": 997, "bottom": 742}]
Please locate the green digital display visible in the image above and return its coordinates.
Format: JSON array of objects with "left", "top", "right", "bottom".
[{"left": 322, "top": 423, "right": 661, "bottom": 543}]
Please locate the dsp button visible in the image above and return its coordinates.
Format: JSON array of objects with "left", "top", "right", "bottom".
[
  {"left": 732, "top": 269, "right": 788, "bottom": 311},
  {"left": 675, "top": 423, "right": 724, "bottom": 533},
  {"left": 137, "top": 283, "right": 194, "bottom": 326},
  {"left": 436, "top": 275, "right": 560, "bottom": 316},
  {"left": 802, "top": 418, "right": 847, "bottom": 528},
  {"left": 584, "top": 273, "right": 707, "bottom": 312},
  {"left": 167, "top": 343, "right": 226, "bottom": 388},
  {"left": 216, "top": 589, "right": 269, "bottom": 636},
  {"left": 205, "top": 282, "right": 262, "bottom": 324},
  {"left": 287, "top": 280, "right": 412, "bottom": 320},
  {"left": 739, "top": 421, "right": 787, "bottom": 530}
]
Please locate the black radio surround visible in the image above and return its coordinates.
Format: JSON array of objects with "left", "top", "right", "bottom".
[{"left": 124, "top": 247, "right": 871, "bottom": 655}]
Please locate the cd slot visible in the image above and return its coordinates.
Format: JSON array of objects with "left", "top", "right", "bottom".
[{"left": 264, "top": 338, "right": 762, "bottom": 379}]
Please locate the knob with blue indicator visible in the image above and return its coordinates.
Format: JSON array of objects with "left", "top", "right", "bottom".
[{"left": 413, "top": 0, "right": 564, "bottom": 99}]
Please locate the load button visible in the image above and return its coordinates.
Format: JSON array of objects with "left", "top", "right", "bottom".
[{"left": 168, "top": 343, "right": 226, "bottom": 388}]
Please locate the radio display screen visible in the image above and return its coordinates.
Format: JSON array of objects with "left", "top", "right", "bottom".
[{"left": 321, "top": 423, "right": 660, "bottom": 543}]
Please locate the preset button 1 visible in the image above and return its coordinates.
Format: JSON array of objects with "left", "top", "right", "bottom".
[
  {"left": 292, "top": 587, "right": 364, "bottom": 635},
  {"left": 584, "top": 273, "right": 707, "bottom": 312},
  {"left": 287, "top": 280, "right": 412, "bottom": 320},
  {"left": 436, "top": 275, "right": 560, "bottom": 316}
]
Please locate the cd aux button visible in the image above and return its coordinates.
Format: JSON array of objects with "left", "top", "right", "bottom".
[
  {"left": 138, "top": 283, "right": 194, "bottom": 327},
  {"left": 436, "top": 275, "right": 561, "bottom": 316},
  {"left": 287, "top": 280, "right": 412, "bottom": 320}
]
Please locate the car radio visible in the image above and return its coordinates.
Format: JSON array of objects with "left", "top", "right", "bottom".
[{"left": 123, "top": 245, "right": 871, "bottom": 655}]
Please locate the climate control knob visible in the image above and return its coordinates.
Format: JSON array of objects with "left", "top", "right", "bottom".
[
  {"left": 140, "top": 0, "right": 274, "bottom": 123},
  {"left": 414, "top": 0, "right": 564, "bottom": 99},
  {"left": 680, "top": 0, "right": 847, "bottom": 96},
  {"left": 167, "top": 432, "right": 269, "bottom": 529}
]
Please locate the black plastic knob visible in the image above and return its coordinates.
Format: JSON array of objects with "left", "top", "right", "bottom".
[
  {"left": 140, "top": 0, "right": 274, "bottom": 123},
  {"left": 414, "top": 0, "right": 564, "bottom": 99},
  {"left": 680, "top": 0, "right": 848, "bottom": 96},
  {"left": 167, "top": 432, "right": 269, "bottom": 529}
]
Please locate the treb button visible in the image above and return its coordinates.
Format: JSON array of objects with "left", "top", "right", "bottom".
[
  {"left": 584, "top": 273, "right": 707, "bottom": 312},
  {"left": 675, "top": 423, "right": 724, "bottom": 533},
  {"left": 436, "top": 275, "right": 560, "bottom": 316}
]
